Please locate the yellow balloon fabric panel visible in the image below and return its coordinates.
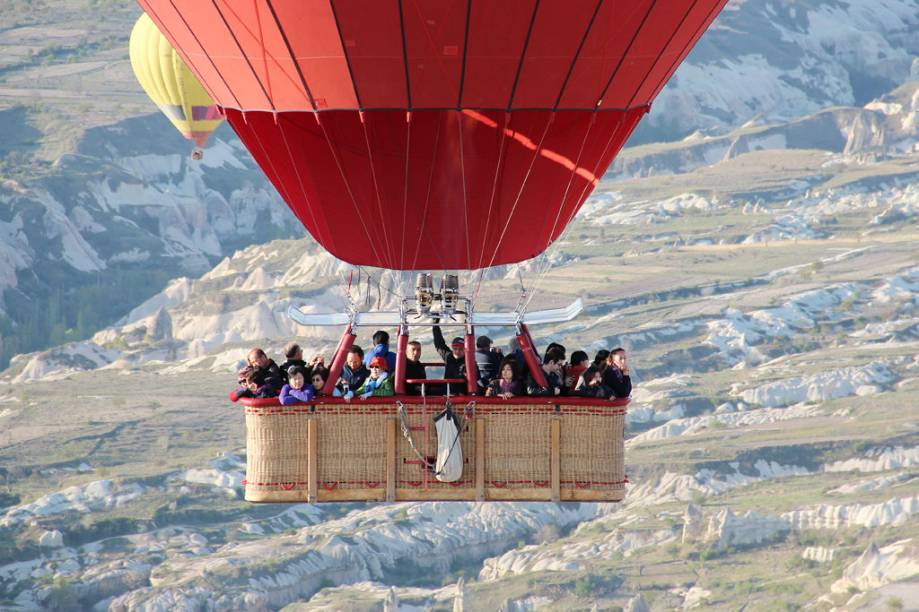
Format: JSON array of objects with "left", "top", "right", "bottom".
[{"left": 129, "top": 13, "right": 223, "bottom": 147}]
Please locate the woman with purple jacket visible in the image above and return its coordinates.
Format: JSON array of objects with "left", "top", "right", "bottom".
[{"left": 279, "top": 366, "right": 314, "bottom": 405}]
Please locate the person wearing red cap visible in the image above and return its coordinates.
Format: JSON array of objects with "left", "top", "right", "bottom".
[{"left": 354, "top": 356, "right": 394, "bottom": 398}]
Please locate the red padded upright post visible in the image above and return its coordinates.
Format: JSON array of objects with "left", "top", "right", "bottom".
[
  {"left": 395, "top": 325, "right": 408, "bottom": 395},
  {"left": 322, "top": 324, "right": 355, "bottom": 396},
  {"left": 465, "top": 326, "right": 477, "bottom": 395},
  {"left": 518, "top": 324, "right": 548, "bottom": 389}
]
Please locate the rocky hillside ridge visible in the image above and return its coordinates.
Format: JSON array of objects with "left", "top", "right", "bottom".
[
  {"left": 5, "top": 73, "right": 919, "bottom": 386},
  {"left": 644, "top": 0, "right": 919, "bottom": 141},
  {"left": 0, "top": 112, "right": 299, "bottom": 369},
  {"left": 1, "top": 132, "right": 917, "bottom": 606},
  {"left": 614, "top": 81, "right": 919, "bottom": 178}
]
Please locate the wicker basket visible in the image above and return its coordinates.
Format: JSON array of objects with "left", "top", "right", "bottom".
[{"left": 241, "top": 396, "right": 627, "bottom": 503}]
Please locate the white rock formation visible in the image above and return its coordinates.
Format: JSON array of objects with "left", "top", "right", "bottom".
[
  {"left": 830, "top": 540, "right": 919, "bottom": 593},
  {"left": 453, "top": 577, "right": 466, "bottom": 612},
  {"left": 479, "top": 527, "right": 674, "bottom": 581},
  {"left": 703, "top": 508, "right": 790, "bottom": 549},
  {"left": 783, "top": 493, "right": 919, "bottom": 530},
  {"left": 105, "top": 502, "right": 596, "bottom": 609},
  {"left": 824, "top": 446, "right": 919, "bottom": 473},
  {"left": 629, "top": 403, "right": 822, "bottom": 445},
  {"left": 682, "top": 504, "right": 704, "bottom": 544},
  {"left": 38, "top": 530, "right": 63, "bottom": 547},
  {"left": 705, "top": 283, "right": 862, "bottom": 366},
  {"left": 802, "top": 547, "right": 835, "bottom": 563},
  {"left": 681, "top": 586, "right": 711, "bottom": 609},
  {"left": 737, "top": 362, "right": 894, "bottom": 408},
  {"left": 827, "top": 473, "right": 914, "bottom": 496},
  {"left": 625, "top": 594, "right": 651, "bottom": 612},
  {"left": 383, "top": 586, "right": 399, "bottom": 612},
  {"left": 626, "top": 461, "right": 809, "bottom": 507},
  {"left": 1, "top": 480, "right": 145, "bottom": 527}
]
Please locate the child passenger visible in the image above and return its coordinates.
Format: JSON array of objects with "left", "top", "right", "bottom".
[
  {"left": 355, "top": 356, "right": 394, "bottom": 398},
  {"left": 485, "top": 357, "right": 522, "bottom": 399},
  {"left": 279, "top": 365, "right": 315, "bottom": 405}
]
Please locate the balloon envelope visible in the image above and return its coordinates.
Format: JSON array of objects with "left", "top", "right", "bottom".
[
  {"left": 137, "top": 0, "right": 727, "bottom": 269},
  {"left": 129, "top": 13, "right": 223, "bottom": 148}
]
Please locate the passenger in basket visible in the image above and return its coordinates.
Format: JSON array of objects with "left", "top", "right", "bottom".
[
  {"left": 485, "top": 357, "right": 522, "bottom": 399},
  {"left": 603, "top": 347, "right": 632, "bottom": 398},
  {"left": 432, "top": 321, "right": 474, "bottom": 394},
  {"left": 364, "top": 330, "right": 397, "bottom": 371},
  {"left": 355, "top": 356, "right": 394, "bottom": 398},
  {"left": 574, "top": 364, "right": 613, "bottom": 398},
  {"left": 338, "top": 346, "right": 370, "bottom": 395},
  {"left": 507, "top": 337, "right": 525, "bottom": 365},
  {"left": 545, "top": 342, "right": 566, "bottom": 362},
  {"left": 231, "top": 367, "right": 277, "bottom": 400},
  {"left": 592, "top": 349, "right": 611, "bottom": 374},
  {"left": 475, "top": 335, "right": 502, "bottom": 390},
  {"left": 310, "top": 367, "right": 328, "bottom": 397},
  {"left": 246, "top": 347, "right": 284, "bottom": 394},
  {"left": 278, "top": 342, "right": 307, "bottom": 381},
  {"left": 565, "top": 350, "right": 589, "bottom": 392},
  {"left": 526, "top": 347, "right": 565, "bottom": 396},
  {"left": 279, "top": 365, "right": 314, "bottom": 405},
  {"left": 405, "top": 340, "right": 427, "bottom": 395},
  {"left": 546, "top": 342, "right": 566, "bottom": 388}
]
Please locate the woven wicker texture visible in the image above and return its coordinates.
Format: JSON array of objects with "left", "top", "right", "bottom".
[
  {"left": 243, "top": 400, "right": 626, "bottom": 501},
  {"left": 245, "top": 412, "right": 309, "bottom": 492},
  {"left": 484, "top": 405, "right": 552, "bottom": 489},
  {"left": 317, "top": 408, "right": 387, "bottom": 489},
  {"left": 560, "top": 412, "right": 625, "bottom": 490}
]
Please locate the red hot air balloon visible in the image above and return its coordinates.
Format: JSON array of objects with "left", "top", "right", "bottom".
[
  {"left": 147, "top": 1, "right": 733, "bottom": 505},
  {"left": 135, "top": 0, "right": 727, "bottom": 271}
]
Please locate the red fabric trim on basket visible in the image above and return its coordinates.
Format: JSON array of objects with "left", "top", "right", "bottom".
[{"left": 238, "top": 396, "right": 630, "bottom": 409}]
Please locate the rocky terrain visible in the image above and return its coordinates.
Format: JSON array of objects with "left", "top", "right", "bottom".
[
  {"left": 2, "top": 0, "right": 918, "bottom": 366},
  {"left": 1, "top": 0, "right": 918, "bottom": 610}
]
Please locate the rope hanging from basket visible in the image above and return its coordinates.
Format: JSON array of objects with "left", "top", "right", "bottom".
[{"left": 397, "top": 399, "right": 474, "bottom": 477}]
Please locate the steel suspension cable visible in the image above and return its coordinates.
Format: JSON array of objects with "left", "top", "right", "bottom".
[{"left": 522, "top": 114, "right": 634, "bottom": 313}]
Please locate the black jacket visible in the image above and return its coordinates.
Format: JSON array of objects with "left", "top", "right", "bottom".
[
  {"left": 278, "top": 358, "right": 308, "bottom": 383},
  {"left": 602, "top": 366, "right": 632, "bottom": 398},
  {"left": 574, "top": 378, "right": 613, "bottom": 398},
  {"left": 405, "top": 359, "right": 427, "bottom": 395},
  {"left": 475, "top": 349, "right": 501, "bottom": 389},
  {"left": 339, "top": 364, "right": 370, "bottom": 393},
  {"left": 261, "top": 359, "right": 285, "bottom": 394},
  {"left": 526, "top": 370, "right": 563, "bottom": 396},
  {"left": 433, "top": 325, "right": 475, "bottom": 394}
]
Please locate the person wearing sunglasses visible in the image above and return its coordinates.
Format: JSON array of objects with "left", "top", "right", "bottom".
[{"left": 354, "top": 356, "right": 395, "bottom": 399}]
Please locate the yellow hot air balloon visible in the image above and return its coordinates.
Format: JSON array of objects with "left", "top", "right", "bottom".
[{"left": 129, "top": 13, "right": 223, "bottom": 159}]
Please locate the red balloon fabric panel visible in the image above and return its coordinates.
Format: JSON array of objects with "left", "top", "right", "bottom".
[
  {"left": 226, "top": 107, "right": 644, "bottom": 269},
  {"left": 138, "top": 0, "right": 728, "bottom": 269}
]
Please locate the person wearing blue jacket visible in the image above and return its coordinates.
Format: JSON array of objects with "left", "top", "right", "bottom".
[
  {"left": 363, "top": 330, "right": 397, "bottom": 371},
  {"left": 279, "top": 366, "right": 315, "bottom": 405}
]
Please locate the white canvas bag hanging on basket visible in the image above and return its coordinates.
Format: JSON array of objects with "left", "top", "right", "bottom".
[{"left": 434, "top": 405, "right": 464, "bottom": 483}]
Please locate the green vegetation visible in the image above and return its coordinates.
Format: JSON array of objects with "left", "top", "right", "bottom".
[{"left": 0, "top": 268, "right": 174, "bottom": 370}]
